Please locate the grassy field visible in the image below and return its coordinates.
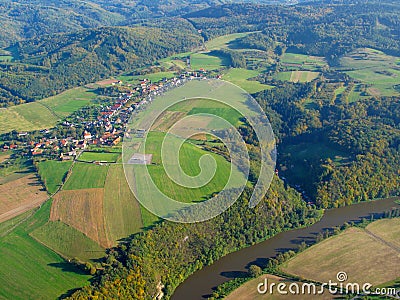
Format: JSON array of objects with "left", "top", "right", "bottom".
[
  {"left": 205, "top": 32, "right": 251, "bottom": 51},
  {"left": 366, "top": 218, "right": 400, "bottom": 249},
  {"left": 63, "top": 163, "right": 109, "bottom": 190},
  {"left": 158, "top": 52, "right": 192, "bottom": 70},
  {"left": 31, "top": 220, "right": 105, "bottom": 261},
  {"left": 142, "top": 131, "right": 244, "bottom": 204},
  {"left": 222, "top": 68, "right": 274, "bottom": 93},
  {"left": 118, "top": 71, "right": 176, "bottom": 84},
  {"left": 40, "top": 87, "right": 97, "bottom": 117},
  {"left": 340, "top": 48, "right": 400, "bottom": 97},
  {"left": 79, "top": 151, "right": 120, "bottom": 163},
  {"left": 0, "top": 201, "right": 92, "bottom": 300},
  {"left": 281, "top": 52, "right": 327, "bottom": 69},
  {"left": 190, "top": 52, "right": 230, "bottom": 70},
  {"left": 0, "top": 173, "right": 48, "bottom": 223},
  {"left": 0, "top": 55, "right": 12, "bottom": 62},
  {"left": 170, "top": 98, "right": 242, "bottom": 126},
  {"left": 51, "top": 188, "right": 110, "bottom": 247},
  {"left": 281, "top": 221, "right": 400, "bottom": 286},
  {"left": 226, "top": 274, "right": 332, "bottom": 300},
  {"left": 103, "top": 165, "right": 143, "bottom": 242},
  {"left": 0, "top": 87, "right": 97, "bottom": 134},
  {"left": 38, "top": 160, "right": 73, "bottom": 194},
  {"left": 273, "top": 71, "right": 319, "bottom": 83}
]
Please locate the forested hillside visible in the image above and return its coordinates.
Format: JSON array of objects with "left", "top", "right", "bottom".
[
  {"left": 186, "top": 1, "right": 400, "bottom": 61},
  {"left": 0, "top": 0, "right": 225, "bottom": 47},
  {"left": 0, "top": 23, "right": 202, "bottom": 105}
]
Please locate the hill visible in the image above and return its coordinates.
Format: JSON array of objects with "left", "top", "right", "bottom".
[{"left": 0, "top": 24, "right": 201, "bottom": 105}]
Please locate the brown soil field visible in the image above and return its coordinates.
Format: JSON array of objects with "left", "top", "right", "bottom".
[
  {"left": 50, "top": 188, "right": 111, "bottom": 247},
  {"left": 96, "top": 79, "right": 119, "bottom": 86},
  {"left": 282, "top": 227, "right": 400, "bottom": 286},
  {"left": 0, "top": 174, "right": 48, "bottom": 223}
]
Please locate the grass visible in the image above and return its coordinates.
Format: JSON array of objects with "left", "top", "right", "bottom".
[
  {"left": 366, "top": 218, "right": 400, "bottom": 249},
  {"left": 190, "top": 52, "right": 229, "bottom": 70},
  {"left": 223, "top": 68, "right": 274, "bottom": 93},
  {"left": 273, "top": 71, "right": 319, "bottom": 83},
  {"left": 170, "top": 97, "right": 242, "bottom": 125},
  {"left": 63, "top": 163, "right": 109, "bottom": 190},
  {"left": 205, "top": 32, "right": 251, "bottom": 51},
  {"left": 31, "top": 220, "right": 105, "bottom": 261},
  {"left": 281, "top": 222, "right": 400, "bottom": 286},
  {"left": 142, "top": 131, "right": 244, "bottom": 204},
  {"left": 79, "top": 151, "right": 120, "bottom": 163},
  {"left": 281, "top": 52, "right": 326, "bottom": 68},
  {"left": 0, "top": 201, "right": 92, "bottom": 300},
  {"left": 40, "top": 87, "right": 97, "bottom": 117},
  {"left": 273, "top": 71, "right": 292, "bottom": 81},
  {"left": 0, "top": 55, "right": 12, "bottom": 62},
  {"left": 38, "top": 160, "right": 73, "bottom": 194},
  {"left": 0, "top": 87, "right": 97, "bottom": 134},
  {"left": 103, "top": 165, "right": 143, "bottom": 242},
  {"left": 340, "top": 48, "right": 400, "bottom": 97},
  {"left": 118, "top": 71, "right": 176, "bottom": 84}
]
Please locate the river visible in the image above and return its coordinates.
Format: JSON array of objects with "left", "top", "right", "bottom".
[{"left": 172, "top": 197, "right": 399, "bottom": 299}]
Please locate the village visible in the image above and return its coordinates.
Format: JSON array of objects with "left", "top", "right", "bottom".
[{"left": 0, "top": 69, "right": 212, "bottom": 163}]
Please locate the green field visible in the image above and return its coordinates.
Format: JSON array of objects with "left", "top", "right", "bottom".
[
  {"left": 205, "top": 32, "right": 251, "bottom": 51},
  {"left": 79, "top": 151, "right": 120, "bottom": 163},
  {"left": 63, "top": 163, "right": 109, "bottom": 190},
  {"left": 103, "top": 165, "right": 143, "bottom": 242},
  {"left": 167, "top": 98, "right": 243, "bottom": 127},
  {"left": 340, "top": 48, "right": 400, "bottom": 97},
  {"left": 0, "top": 87, "right": 97, "bottom": 134},
  {"left": 38, "top": 160, "right": 73, "bottom": 194},
  {"left": 190, "top": 52, "right": 230, "bottom": 70},
  {"left": 273, "top": 71, "right": 320, "bottom": 83},
  {"left": 223, "top": 68, "right": 274, "bottom": 93},
  {"left": 118, "top": 71, "right": 176, "bottom": 84},
  {"left": 40, "top": 87, "right": 97, "bottom": 117},
  {"left": 31, "top": 220, "right": 105, "bottom": 261},
  {"left": 281, "top": 219, "right": 400, "bottom": 286},
  {"left": 143, "top": 131, "right": 244, "bottom": 203},
  {"left": 0, "top": 55, "right": 12, "bottom": 62},
  {"left": 158, "top": 52, "right": 192, "bottom": 70},
  {"left": 0, "top": 201, "right": 92, "bottom": 300},
  {"left": 281, "top": 52, "right": 327, "bottom": 69}
]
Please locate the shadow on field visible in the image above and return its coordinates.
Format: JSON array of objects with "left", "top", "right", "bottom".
[
  {"left": 58, "top": 287, "right": 82, "bottom": 300},
  {"left": 48, "top": 262, "right": 88, "bottom": 275}
]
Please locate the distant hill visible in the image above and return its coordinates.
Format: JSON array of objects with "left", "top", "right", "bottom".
[
  {"left": 0, "top": 0, "right": 310, "bottom": 47},
  {"left": 0, "top": 23, "right": 202, "bottom": 104}
]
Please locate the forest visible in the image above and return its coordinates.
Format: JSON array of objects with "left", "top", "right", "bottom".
[{"left": 0, "top": 22, "right": 201, "bottom": 106}]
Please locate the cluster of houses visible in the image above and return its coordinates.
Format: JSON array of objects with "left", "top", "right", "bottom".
[{"left": 2, "top": 69, "right": 216, "bottom": 162}]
